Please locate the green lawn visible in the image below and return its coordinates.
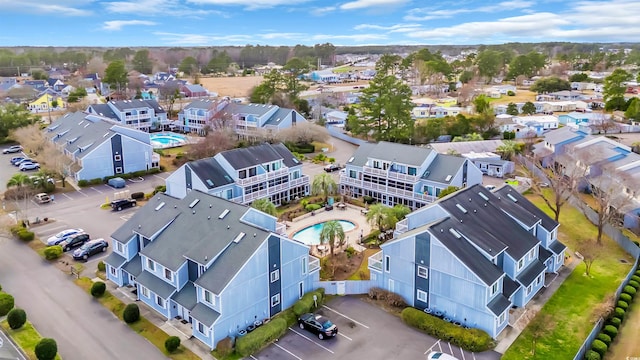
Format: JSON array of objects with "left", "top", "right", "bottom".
[
  {"left": 1, "top": 320, "right": 62, "bottom": 360},
  {"left": 502, "top": 196, "right": 633, "bottom": 359},
  {"left": 347, "top": 248, "right": 378, "bottom": 280}
]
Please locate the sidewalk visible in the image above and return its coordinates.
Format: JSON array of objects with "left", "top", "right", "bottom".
[{"left": 102, "top": 279, "right": 216, "bottom": 359}]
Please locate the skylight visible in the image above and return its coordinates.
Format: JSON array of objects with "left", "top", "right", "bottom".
[
  {"left": 224, "top": 175, "right": 232, "bottom": 182},
  {"left": 155, "top": 202, "right": 166, "bottom": 211},
  {"left": 455, "top": 204, "right": 468, "bottom": 214},
  {"left": 449, "top": 228, "right": 462, "bottom": 239},
  {"left": 188, "top": 199, "right": 200, "bottom": 208},
  {"left": 507, "top": 194, "right": 518, "bottom": 203},
  {"left": 233, "top": 232, "right": 246, "bottom": 243},
  {"left": 206, "top": 179, "right": 214, "bottom": 187},
  {"left": 348, "top": 157, "right": 354, "bottom": 163},
  {"left": 478, "top": 192, "right": 489, "bottom": 201},
  {"left": 445, "top": 175, "right": 452, "bottom": 182},
  {"left": 218, "top": 209, "right": 230, "bottom": 219},
  {"left": 292, "top": 158, "right": 299, "bottom": 164}
]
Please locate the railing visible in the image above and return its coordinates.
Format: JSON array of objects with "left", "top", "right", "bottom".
[
  {"left": 396, "top": 219, "right": 409, "bottom": 233},
  {"left": 289, "top": 175, "right": 309, "bottom": 187},
  {"left": 308, "top": 257, "right": 320, "bottom": 273},
  {"left": 368, "top": 251, "right": 383, "bottom": 272},
  {"left": 363, "top": 165, "right": 418, "bottom": 183},
  {"left": 242, "top": 189, "right": 269, "bottom": 203},
  {"left": 236, "top": 168, "right": 289, "bottom": 186},
  {"left": 275, "top": 222, "right": 286, "bottom": 235}
]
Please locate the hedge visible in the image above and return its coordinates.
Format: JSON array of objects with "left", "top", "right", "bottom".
[
  {"left": 0, "top": 292, "right": 15, "bottom": 316},
  {"left": 623, "top": 285, "right": 637, "bottom": 297},
  {"left": 401, "top": 307, "right": 494, "bottom": 352},
  {"left": 596, "top": 333, "right": 612, "bottom": 346},
  {"left": 591, "top": 339, "right": 608, "bottom": 357},
  {"left": 293, "top": 288, "right": 325, "bottom": 316},
  {"left": 236, "top": 318, "right": 288, "bottom": 357},
  {"left": 629, "top": 280, "right": 640, "bottom": 289},
  {"left": 620, "top": 293, "right": 632, "bottom": 304},
  {"left": 305, "top": 204, "right": 322, "bottom": 212},
  {"left": 617, "top": 300, "right": 629, "bottom": 311},
  {"left": 43, "top": 246, "right": 63, "bottom": 260},
  {"left": 607, "top": 317, "right": 621, "bottom": 328},
  {"left": 17, "top": 229, "right": 35, "bottom": 241},
  {"left": 603, "top": 325, "right": 618, "bottom": 340},
  {"left": 614, "top": 307, "right": 625, "bottom": 320},
  {"left": 585, "top": 350, "right": 601, "bottom": 360},
  {"left": 631, "top": 275, "right": 640, "bottom": 284},
  {"left": 635, "top": 270, "right": 640, "bottom": 277},
  {"left": 7, "top": 308, "right": 27, "bottom": 329}
]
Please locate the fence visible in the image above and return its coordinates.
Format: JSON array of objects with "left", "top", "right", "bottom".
[
  {"left": 326, "top": 125, "right": 368, "bottom": 146},
  {"left": 315, "top": 280, "right": 376, "bottom": 295}
]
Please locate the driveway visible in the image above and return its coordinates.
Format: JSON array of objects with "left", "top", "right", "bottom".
[{"left": 254, "top": 296, "right": 501, "bottom": 360}]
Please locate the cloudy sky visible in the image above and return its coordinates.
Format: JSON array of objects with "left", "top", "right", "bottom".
[{"left": 0, "top": 0, "right": 638, "bottom": 47}]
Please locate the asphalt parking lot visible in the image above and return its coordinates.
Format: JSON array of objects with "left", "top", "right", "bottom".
[{"left": 253, "top": 296, "right": 501, "bottom": 360}]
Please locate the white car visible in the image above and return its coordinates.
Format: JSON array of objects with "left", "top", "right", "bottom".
[
  {"left": 47, "top": 228, "right": 84, "bottom": 246},
  {"left": 427, "top": 352, "right": 460, "bottom": 360},
  {"left": 2, "top": 145, "right": 22, "bottom": 154},
  {"left": 19, "top": 162, "right": 40, "bottom": 171}
]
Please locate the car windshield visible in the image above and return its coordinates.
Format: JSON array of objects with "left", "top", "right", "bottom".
[
  {"left": 79, "top": 243, "right": 90, "bottom": 250},
  {"left": 54, "top": 231, "right": 67, "bottom": 238},
  {"left": 321, "top": 319, "right": 334, "bottom": 329}
]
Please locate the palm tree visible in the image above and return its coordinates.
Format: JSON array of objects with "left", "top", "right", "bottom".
[
  {"left": 496, "top": 140, "right": 519, "bottom": 160},
  {"left": 7, "top": 173, "right": 35, "bottom": 221},
  {"left": 311, "top": 173, "right": 337, "bottom": 203},
  {"left": 365, "top": 203, "right": 388, "bottom": 233},
  {"left": 7, "top": 173, "right": 32, "bottom": 190},
  {"left": 319, "top": 220, "right": 345, "bottom": 257},
  {"left": 251, "top": 198, "right": 277, "bottom": 217}
]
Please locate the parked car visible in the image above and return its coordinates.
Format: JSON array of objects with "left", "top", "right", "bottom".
[
  {"left": 12, "top": 157, "right": 31, "bottom": 166},
  {"left": 47, "top": 228, "right": 84, "bottom": 246},
  {"left": 59, "top": 233, "right": 90, "bottom": 252},
  {"left": 3, "top": 145, "right": 23, "bottom": 154},
  {"left": 297, "top": 313, "right": 338, "bottom": 340},
  {"left": 19, "top": 162, "right": 40, "bottom": 171},
  {"left": 34, "top": 193, "right": 51, "bottom": 204},
  {"left": 324, "top": 164, "right": 341, "bottom": 172},
  {"left": 73, "top": 239, "right": 108, "bottom": 261},
  {"left": 427, "top": 352, "right": 460, "bottom": 360},
  {"left": 10, "top": 156, "right": 26, "bottom": 165},
  {"left": 111, "top": 198, "right": 136, "bottom": 211}
]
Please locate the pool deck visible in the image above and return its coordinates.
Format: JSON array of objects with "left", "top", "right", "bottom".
[{"left": 286, "top": 203, "right": 371, "bottom": 257}]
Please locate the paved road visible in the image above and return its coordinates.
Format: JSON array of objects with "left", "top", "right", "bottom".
[{"left": 0, "top": 235, "right": 167, "bottom": 360}]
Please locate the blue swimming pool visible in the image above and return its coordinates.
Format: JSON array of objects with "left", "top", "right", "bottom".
[
  {"left": 292, "top": 220, "right": 356, "bottom": 245},
  {"left": 150, "top": 132, "right": 187, "bottom": 149}
]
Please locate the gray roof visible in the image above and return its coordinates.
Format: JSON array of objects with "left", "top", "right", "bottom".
[
  {"left": 422, "top": 154, "right": 466, "bottom": 184},
  {"left": 122, "top": 254, "right": 142, "bottom": 277},
  {"left": 549, "top": 240, "right": 567, "bottom": 255},
  {"left": 347, "top": 142, "right": 376, "bottom": 167},
  {"left": 184, "top": 84, "right": 207, "bottom": 93},
  {"left": 494, "top": 186, "right": 559, "bottom": 232},
  {"left": 271, "top": 142, "right": 303, "bottom": 168},
  {"left": 487, "top": 294, "right": 511, "bottom": 316},
  {"left": 104, "top": 252, "right": 126, "bottom": 268},
  {"left": 368, "top": 141, "right": 433, "bottom": 166},
  {"left": 503, "top": 276, "right": 519, "bottom": 299},
  {"left": 184, "top": 99, "right": 217, "bottom": 110},
  {"left": 44, "top": 112, "right": 115, "bottom": 160},
  {"left": 539, "top": 246, "right": 552, "bottom": 263},
  {"left": 173, "top": 281, "right": 198, "bottom": 310},
  {"left": 516, "top": 260, "right": 546, "bottom": 287},
  {"left": 140, "top": 190, "right": 271, "bottom": 273},
  {"left": 264, "top": 107, "right": 294, "bottom": 126},
  {"left": 110, "top": 99, "right": 166, "bottom": 113},
  {"left": 88, "top": 104, "right": 117, "bottom": 119},
  {"left": 543, "top": 127, "right": 586, "bottom": 145},
  {"left": 429, "top": 140, "right": 505, "bottom": 155},
  {"left": 223, "top": 103, "right": 278, "bottom": 117},
  {"left": 190, "top": 303, "right": 220, "bottom": 327},
  {"left": 110, "top": 193, "right": 182, "bottom": 242},
  {"left": 220, "top": 143, "right": 292, "bottom": 170},
  {"left": 136, "top": 271, "right": 176, "bottom": 299},
  {"left": 187, "top": 158, "right": 234, "bottom": 189}
]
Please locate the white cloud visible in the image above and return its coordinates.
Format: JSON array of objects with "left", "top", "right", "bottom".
[
  {"left": 354, "top": 23, "right": 421, "bottom": 31},
  {"left": 103, "top": 0, "right": 225, "bottom": 17},
  {"left": 404, "top": 0, "right": 534, "bottom": 21},
  {"left": 0, "top": 0, "right": 93, "bottom": 16},
  {"left": 185, "top": 0, "right": 312, "bottom": 10},
  {"left": 310, "top": 33, "right": 388, "bottom": 42},
  {"left": 340, "top": 0, "right": 409, "bottom": 10},
  {"left": 310, "top": 6, "right": 336, "bottom": 16},
  {"left": 102, "top": 20, "right": 157, "bottom": 31},
  {"left": 154, "top": 31, "right": 254, "bottom": 45}
]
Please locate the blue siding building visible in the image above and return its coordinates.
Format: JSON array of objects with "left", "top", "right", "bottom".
[
  {"left": 86, "top": 99, "right": 169, "bottom": 132},
  {"left": 368, "top": 184, "right": 565, "bottom": 338},
  {"left": 104, "top": 190, "right": 320, "bottom": 349}
]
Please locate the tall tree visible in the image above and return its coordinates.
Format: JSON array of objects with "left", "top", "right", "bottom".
[
  {"left": 603, "top": 68, "right": 632, "bottom": 111},
  {"left": 506, "top": 102, "right": 519, "bottom": 116},
  {"left": 0, "top": 104, "right": 37, "bottom": 141},
  {"left": 132, "top": 50, "right": 153, "bottom": 74},
  {"left": 476, "top": 50, "right": 509, "bottom": 81},
  {"left": 178, "top": 56, "right": 199, "bottom": 75},
  {"left": 103, "top": 60, "right": 128, "bottom": 92},
  {"left": 521, "top": 101, "right": 536, "bottom": 115},
  {"left": 530, "top": 77, "right": 571, "bottom": 93},
  {"left": 6, "top": 173, "right": 35, "bottom": 221},
  {"left": 251, "top": 198, "right": 277, "bottom": 217},
  {"left": 365, "top": 203, "right": 388, "bottom": 233},
  {"left": 319, "top": 220, "right": 346, "bottom": 257},
  {"left": 311, "top": 173, "right": 337, "bottom": 203}
]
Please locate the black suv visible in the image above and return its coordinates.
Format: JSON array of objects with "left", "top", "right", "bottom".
[
  {"left": 59, "top": 233, "right": 90, "bottom": 252},
  {"left": 111, "top": 198, "right": 136, "bottom": 211},
  {"left": 297, "top": 313, "right": 338, "bottom": 339}
]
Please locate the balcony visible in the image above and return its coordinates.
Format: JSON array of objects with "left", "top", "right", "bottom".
[
  {"left": 236, "top": 168, "right": 289, "bottom": 186},
  {"left": 368, "top": 251, "right": 383, "bottom": 272},
  {"left": 125, "top": 114, "right": 151, "bottom": 121},
  {"left": 308, "top": 257, "right": 320, "bottom": 273},
  {"left": 275, "top": 222, "right": 287, "bottom": 235},
  {"left": 363, "top": 165, "right": 418, "bottom": 183},
  {"left": 395, "top": 218, "right": 408, "bottom": 234}
]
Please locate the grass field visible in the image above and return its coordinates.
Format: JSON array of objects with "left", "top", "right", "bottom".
[
  {"left": 1, "top": 320, "right": 62, "bottom": 360},
  {"left": 502, "top": 194, "right": 633, "bottom": 360}
]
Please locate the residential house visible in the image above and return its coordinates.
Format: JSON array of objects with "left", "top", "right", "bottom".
[
  {"left": 46, "top": 78, "right": 66, "bottom": 92},
  {"left": 367, "top": 184, "right": 565, "bottom": 338},
  {"left": 512, "top": 115, "right": 559, "bottom": 136},
  {"left": 538, "top": 91, "right": 583, "bottom": 101},
  {"left": 28, "top": 93, "right": 65, "bottom": 113},
  {"left": 429, "top": 140, "right": 514, "bottom": 178},
  {"left": 178, "top": 99, "right": 228, "bottom": 135},
  {"left": 309, "top": 70, "right": 340, "bottom": 83},
  {"left": 532, "top": 126, "right": 588, "bottom": 167},
  {"left": 86, "top": 99, "right": 168, "bottom": 132},
  {"left": 104, "top": 190, "right": 320, "bottom": 349},
  {"left": 339, "top": 141, "right": 483, "bottom": 210},
  {"left": 43, "top": 112, "right": 158, "bottom": 181},
  {"left": 220, "top": 103, "right": 308, "bottom": 138},
  {"left": 571, "top": 82, "right": 597, "bottom": 91},
  {"left": 181, "top": 84, "right": 209, "bottom": 98},
  {"left": 558, "top": 112, "right": 612, "bottom": 132},
  {"left": 324, "top": 110, "right": 348, "bottom": 126},
  {"left": 165, "top": 143, "right": 309, "bottom": 206},
  {"left": 23, "top": 80, "right": 47, "bottom": 91}
]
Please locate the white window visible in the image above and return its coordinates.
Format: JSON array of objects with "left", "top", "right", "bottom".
[
  {"left": 528, "top": 248, "right": 535, "bottom": 260},
  {"left": 140, "top": 285, "right": 149, "bottom": 298},
  {"left": 164, "top": 268, "right": 172, "bottom": 281},
  {"left": 270, "top": 269, "right": 279, "bottom": 283},
  {"left": 115, "top": 241, "right": 124, "bottom": 253},
  {"left": 115, "top": 167, "right": 123, "bottom": 174},
  {"left": 109, "top": 266, "right": 117, "bottom": 276},
  {"left": 197, "top": 321, "right": 207, "bottom": 335},
  {"left": 517, "top": 258, "right": 524, "bottom": 271},
  {"left": 301, "top": 257, "right": 307, "bottom": 275},
  {"left": 298, "top": 282, "right": 304, "bottom": 299},
  {"left": 417, "top": 266, "right": 428, "bottom": 279},
  {"left": 114, "top": 154, "right": 122, "bottom": 161},
  {"left": 203, "top": 290, "right": 215, "bottom": 305},
  {"left": 535, "top": 275, "right": 542, "bottom": 286},
  {"left": 499, "top": 311, "right": 507, "bottom": 324},
  {"left": 147, "top": 258, "right": 155, "bottom": 271},
  {"left": 526, "top": 284, "right": 532, "bottom": 296},
  {"left": 490, "top": 282, "right": 498, "bottom": 296},
  {"left": 385, "top": 256, "right": 391, "bottom": 272},
  {"left": 271, "top": 294, "right": 280, "bottom": 307},
  {"left": 417, "top": 289, "right": 428, "bottom": 302},
  {"left": 156, "top": 295, "right": 165, "bottom": 308}
]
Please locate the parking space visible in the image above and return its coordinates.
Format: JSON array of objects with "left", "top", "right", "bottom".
[{"left": 253, "top": 297, "right": 501, "bottom": 360}]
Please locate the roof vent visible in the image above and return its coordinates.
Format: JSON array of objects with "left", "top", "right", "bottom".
[
  {"left": 440, "top": 228, "right": 444, "bottom": 232},
  {"left": 219, "top": 209, "right": 230, "bottom": 219},
  {"left": 455, "top": 204, "right": 468, "bottom": 214},
  {"left": 348, "top": 156, "right": 354, "bottom": 163},
  {"left": 189, "top": 199, "right": 200, "bottom": 208},
  {"left": 253, "top": 233, "right": 257, "bottom": 237},
  {"left": 138, "top": 224, "right": 141, "bottom": 228},
  {"left": 155, "top": 202, "right": 166, "bottom": 211},
  {"left": 209, "top": 204, "right": 212, "bottom": 208},
  {"left": 227, "top": 225, "right": 230, "bottom": 229},
  {"left": 192, "top": 210, "right": 196, "bottom": 214},
  {"left": 445, "top": 175, "right": 452, "bottom": 182},
  {"left": 507, "top": 194, "right": 518, "bottom": 203},
  {"left": 233, "top": 232, "right": 246, "bottom": 243},
  {"left": 478, "top": 192, "right": 489, "bottom": 201},
  {"left": 207, "top": 216, "right": 211, "bottom": 220},
  {"left": 449, "top": 228, "right": 462, "bottom": 239},
  {"left": 174, "top": 205, "right": 177, "bottom": 208}
]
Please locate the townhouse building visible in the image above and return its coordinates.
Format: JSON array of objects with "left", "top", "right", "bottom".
[
  {"left": 177, "top": 99, "right": 228, "bottom": 135},
  {"left": 86, "top": 99, "right": 168, "bottom": 132}
]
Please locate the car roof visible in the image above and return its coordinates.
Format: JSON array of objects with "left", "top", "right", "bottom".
[{"left": 87, "top": 238, "right": 105, "bottom": 244}]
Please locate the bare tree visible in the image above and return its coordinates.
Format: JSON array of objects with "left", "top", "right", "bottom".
[
  {"left": 85, "top": 56, "right": 107, "bottom": 76},
  {"left": 591, "top": 294, "right": 616, "bottom": 322},
  {"left": 591, "top": 113, "right": 620, "bottom": 134},
  {"left": 577, "top": 239, "right": 601, "bottom": 276},
  {"left": 585, "top": 167, "right": 634, "bottom": 244},
  {"left": 276, "top": 122, "right": 329, "bottom": 145},
  {"left": 526, "top": 313, "right": 555, "bottom": 356},
  {"left": 186, "top": 129, "right": 236, "bottom": 161}
]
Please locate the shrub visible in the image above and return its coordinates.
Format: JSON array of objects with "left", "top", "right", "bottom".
[
  {"left": 131, "top": 192, "right": 144, "bottom": 200},
  {"left": 631, "top": 275, "right": 640, "bottom": 284},
  {"left": 123, "top": 303, "right": 140, "bottom": 323},
  {"left": 363, "top": 196, "right": 375, "bottom": 204},
  {"left": 43, "top": 246, "right": 63, "bottom": 260},
  {"left": 623, "top": 285, "right": 637, "bottom": 297},
  {"left": 7, "top": 308, "right": 27, "bottom": 329},
  {"left": 77, "top": 180, "right": 88, "bottom": 187},
  {"left": 597, "top": 333, "right": 612, "bottom": 346},
  {"left": 507, "top": 90, "right": 516, "bottom": 96},
  {"left": 607, "top": 317, "right": 622, "bottom": 328},
  {"left": 614, "top": 307, "right": 626, "bottom": 320},
  {"left": 97, "top": 261, "right": 106, "bottom": 272},
  {"left": 0, "top": 292, "right": 15, "bottom": 316},
  {"left": 236, "top": 318, "right": 287, "bottom": 357},
  {"left": 385, "top": 292, "right": 407, "bottom": 308},
  {"left": 635, "top": 270, "right": 640, "bottom": 277},
  {"left": 345, "top": 246, "right": 356, "bottom": 258},
  {"left": 617, "top": 300, "right": 629, "bottom": 310},
  {"left": 620, "top": 293, "right": 632, "bottom": 303},
  {"left": 591, "top": 339, "right": 608, "bottom": 357},
  {"left": 305, "top": 204, "right": 322, "bottom": 212},
  {"left": 17, "top": 229, "right": 35, "bottom": 241},
  {"left": 10, "top": 225, "right": 22, "bottom": 236},
  {"left": 215, "top": 336, "right": 234, "bottom": 357},
  {"left": 153, "top": 185, "right": 166, "bottom": 195},
  {"left": 293, "top": 289, "right": 324, "bottom": 316},
  {"left": 91, "top": 282, "right": 107, "bottom": 297},
  {"left": 603, "top": 324, "right": 618, "bottom": 340},
  {"left": 164, "top": 336, "right": 181, "bottom": 353},
  {"left": 368, "top": 287, "right": 386, "bottom": 300},
  {"left": 585, "top": 350, "right": 601, "bottom": 360},
  {"left": 629, "top": 280, "right": 640, "bottom": 289},
  {"left": 35, "top": 338, "right": 57, "bottom": 360},
  {"left": 0, "top": 283, "right": 2, "bottom": 291},
  {"left": 401, "top": 308, "right": 494, "bottom": 352}
]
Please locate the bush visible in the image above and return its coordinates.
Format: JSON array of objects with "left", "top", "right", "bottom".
[
  {"left": 236, "top": 318, "right": 288, "bottom": 357},
  {"left": 17, "top": 229, "right": 35, "bottom": 241},
  {"left": 596, "top": 333, "right": 612, "bottom": 346},
  {"left": 0, "top": 292, "right": 15, "bottom": 316},
  {"left": 35, "top": 338, "right": 57, "bottom": 360},
  {"left": 97, "top": 261, "right": 106, "bottom": 272},
  {"left": 305, "top": 204, "right": 322, "bottom": 212},
  {"left": 603, "top": 324, "right": 618, "bottom": 340},
  {"left": 629, "top": 280, "right": 640, "bottom": 289},
  {"left": 91, "top": 281, "right": 107, "bottom": 297},
  {"left": 368, "top": 287, "right": 387, "bottom": 300},
  {"left": 585, "top": 350, "right": 601, "bottom": 360},
  {"left": 591, "top": 339, "right": 608, "bottom": 357},
  {"left": 131, "top": 192, "right": 144, "bottom": 200},
  {"left": 7, "top": 308, "right": 27, "bottom": 329},
  {"left": 43, "top": 246, "right": 63, "bottom": 260},
  {"left": 123, "top": 303, "right": 140, "bottom": 323},
  {"left": 635, "top": 270, "right": 640, "bottom": 277},
  {"left": 153, "top": 185, "right": 166, "bottom": 195},
  {"left": 617, "top": 300, "right": 629, "bottom": 310},
  {"left": 620, "top": 293, "right": 632, "bottom": 303},
  {"left": 345, "top": 246, "right": 356, "bottom": 258},
  {"left": 164, "top": 336, "right": 181, "bottom": 353},
  {"left": 363, "top": 196, "right": 375, "bottom": 204},
  {"left": 293, "top": 288, "right": 325, "bottom": 316},
  {"left": 401, "top": 308, "right": 494, "bottom": 352},
  {"left": 215, "top": 336, "right": 234, "bottom": 357},
  {"left": 385, "top": 292, "right": 407, "bottom": 308},
  {"left": 607, "top": 317, "right": 622, "bottom": 328},
  {"left": 631, "top": 275, "right": 640, "bottom": 284},
  {"left": 507, "top": 90, "right": 516, "bottom": 96},
  {"left": 614, "top": 307, "right": 626, "bottom": 320},
  {"left": 623, "top": 285, "right": 637, "bottom": 297},
  {"left": 77, "top": 180, "right": 88, "bottom": 187}
]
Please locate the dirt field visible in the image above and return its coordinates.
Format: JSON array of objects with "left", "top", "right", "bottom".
[{"left": 198, "top": 76, "right": 264, "bottom": 98}]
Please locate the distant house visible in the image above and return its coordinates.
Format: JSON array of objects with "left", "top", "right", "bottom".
[
  {"left": 86, "top": 99, "right": 168, "bottom": 132},
  {"left": 512, "top": 115, "right": 559, "bottom": 136},
  {"left": 539, "top": 91, "right": 583, "bottom": 101},
  {"left": 28, "top": 93, "right": 66, "bottom": 113},
  {"left": 46, "top": 79, "right": 66, "bottom": 92},
  {"left": 309, "top": 70, "right": 340, "bottom": 83},
  {"left": 324, "top": 110, "right": 348, "bottom": 125},
  {"left": 23, "top": 80, "right": 47, "bottom": 91},
  {"left": 220, "top": 103, "right": 308, "bottom": 138},
  {"left": 429, "top": 140, "right": 514, "bottom": 178},
  {"left": 43, "top": 112, "right": 158, "bottom": 181},
  {"left": 181, "top": 84, "right": 209, "bottom": 98},
  {"left": 178, "top": 99, "right": 228, "bottom": 135}
]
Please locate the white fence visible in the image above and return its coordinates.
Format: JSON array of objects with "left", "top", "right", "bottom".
[{"left": 315, "top": 280, "right": 377, "bottom": 295}]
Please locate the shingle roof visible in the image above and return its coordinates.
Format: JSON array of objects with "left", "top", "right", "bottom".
[
  {"left": 503, "top": 276, "right": 520, "bottom": 299},
  {"left": 184, "top": 99, "right": 217, "bottom": 110},
  {"left": 184, "top": 84, "right": 207, "bottom": 93},
  {"left": 368, "top": 141, "right": 433, "bottom": 167},
  {"left": 173, "top": 281, "right": 198, "bottom": 311},
  {"left": 422, "top": 154, "right": 466, "bottom": 184},
  {"left": 539, "top": 246, "right": 552, "bottom": 263},
  {"left": 122, "top": 254, "right": 142, "bottom": 277},
  {"left": 190, "top": 303, "right": 220, "bottom": 327},
  {"left": 223, "top": 103, "right": 278, "bottom": 117},
  {"left": 516, "top": 260, "right": 546, "bottom": 287},
  {"left": 494, "top": 186, "right": 559, "bottom": 232},
  {"left": 347, "top": 142, "right": 376, "bottom": 167},
  {"left": 264, "top": 108, "right": 293, "bottom": 126},
  {"left": 271, "top": 142, "right": 303, "bottom": 168},
  {"left": 187, "top": 158, "right": 234, "bottom": 189},
  {"left": 487, "top": 294, "right": 511, "bottom": 316},
  {"left": 88, "top": 104, "right": 118, "bottom": 119},
  {"left": 136, "top": 270, "right": 176, "bottom": 299},
  {"left": 104, "top": 252, "right": 126, "bottom": 268},
  {"left": 110, "top": 193, "right": 182, "bottom": 242},
  {"left": 220, "top": 143, "right": 289, "bottom": 170},
  {"left": 110, "top": 99, "right": 166, "bottom": 113},
  {"left": 429, "top": 140, "right": 505, "bottom": 155},
  {"left": 44, "top": 112, "right": 115, "bottom": 160},
  {"left": 543, "top": 127, "right": 586, "bottom": 145},
  {"left": 549, "top": 240, "right": 567, "bottom": 255}
]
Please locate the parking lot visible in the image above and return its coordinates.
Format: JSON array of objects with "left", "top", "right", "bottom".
[{"left": 253, "top": 296, "right": 501, "bottom": 360}]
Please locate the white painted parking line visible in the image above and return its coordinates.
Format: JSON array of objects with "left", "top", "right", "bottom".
[
  {"left": 460, "top": 347, "right": 466, "bottom": 360},
  {"left": 338, "top": 332, "right": 352, "bottom": 341},
  {"left": 153, "top": 174, "right": 167, "bottom": 181},
  {"left": 288, "top": 327, "right": 335, "bottom": 354},
  {"left": 448, "top": 342, "right": 453, "bottom": 356},
  {"left": 424, "top": 339, "right": 441, "bottom": 355},
  {"left": 91, "top": 187, "right": 104, "bottom": 194},
  {"left": 250, "top": 355, "right": 258, "bottom": 360},
  {"left": 77, "top": 190, "right": 89, "bottom": 197},
  {"left": 321, "top": 305, "right": 370, "bottom": 329},
  {"left": 61, "top": 193, "right": 73, "bottom": 200},
  {"left": 274, "top": 342, "right": 303, "bottom": 360}
]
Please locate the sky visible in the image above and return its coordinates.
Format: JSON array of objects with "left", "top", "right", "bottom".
[{"left": 0, "top": 0, "right": 639, "bottom": 47}]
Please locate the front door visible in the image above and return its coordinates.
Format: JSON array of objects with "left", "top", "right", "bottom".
[
  {"left": 388, "top": 279, "right": 395, "bottom": 293},
  {"left": 336, "top": 281, "right": 346, "bottom": 295}
]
